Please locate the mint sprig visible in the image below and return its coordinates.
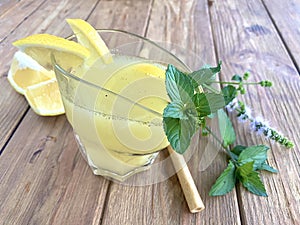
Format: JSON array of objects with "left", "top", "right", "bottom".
[
  {"left": 209, "top": 145, "right": 276, "bottom": 196},
  {"left": 162, "top": 62, "right": 292, "bottom": 197},
  {"left": 163, "top": 65, "right": 199, "bottom": 153},
  {"left": 163, "top": 64, "right": 224, "bottom": 153}
]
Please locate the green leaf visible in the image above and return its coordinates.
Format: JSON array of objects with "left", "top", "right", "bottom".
[
  {"left": 231, "top": 74, "right": 242, "bottom": 82},
  {"left": 241, "top": 170, "right": 267, "bottom": 197},
  {"left": 163, "top": 65, "right": 200, "bottom": 154},
  {"left": 163, "top": 101, "right": 186, "bottom": 119},
  {"left": 209, "top": 160, "right": 236, "bottom": 196},
  {"left": 236, "top": 161, "right": 254, "bottom": 179},
  {"left": 165, "top": 64, "right": 194, "bottom": 102},
  {"left": 163, "top": 116, "right": 198, "bottom": 154},
  {"left": 258, "top": 162, "right": 278, "bottom": 173},
  {"left": 231, "top": 145, "right": 247, "bottom": 156},
  {"left": 238, "top": 145, "right": 269, "bottom": 170},
  {"left": 222, "top": 85, "right": 237, "bottom": 105},
  {"left": 163, "top": 100, "right": 198, "bottom": 119},
  {"left": 189, "top": 61, "right": 221, "bottom": 86},
  {"left": 217, "top": 109, "right": 236, "bottom": 147},
  {"left": 236, "top": 161, "right": 267, "bottom": 196},
  {"left": 192, "top": 93, "right": 225, "bottom": 117},
  {"left": 210, "top": 61, "right": 222, "bottom": 74}
]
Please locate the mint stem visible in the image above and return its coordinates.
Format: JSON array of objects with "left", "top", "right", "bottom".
[
  {"left": 201, "top": 83, "right": 220, "bottom": 94},
  {"left": 205, "top": 126, "right": 237, "bottom": 162},
  {"left": 209, "top": 81, "right": 260, "bottom": 85}
]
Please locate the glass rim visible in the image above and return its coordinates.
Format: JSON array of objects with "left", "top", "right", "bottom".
[
  {"left": 51, "top": 29, "right": 191, "bottom": 117},
  {"left": 52, "top": 28, "right": 190, "bottom": 83}
]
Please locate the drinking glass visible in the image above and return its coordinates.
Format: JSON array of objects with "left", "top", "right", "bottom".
[{"left": 52, "top": 30, "right": 196, "bottom": 182}]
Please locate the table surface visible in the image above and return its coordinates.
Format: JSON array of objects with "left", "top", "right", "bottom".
[{"left": 1, "top": 0, "right": 300, "bottom": 224}]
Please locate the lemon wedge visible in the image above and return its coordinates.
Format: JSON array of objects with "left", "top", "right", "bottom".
[
  {"left": 10, "top": 19, "right": 114, "bottom": 117},
  {"left": 24, "top": 79, "right": 65, "bottom": 116},
  {"left": 8, "top": 51, "right": 54, "bottom": 95},
  {"left": 66, "top": 18, "right": 113, "bottom": 64},
  {"left": 13, "top": 33, "right": 90, "bottom": 71}
]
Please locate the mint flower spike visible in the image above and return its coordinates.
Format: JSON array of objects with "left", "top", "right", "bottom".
[
  {"left": 226, "top": 99, "right": 294, "bottom": 149},
  {"left": 250, "top": 117, "right": 294, "bottom": 149}
]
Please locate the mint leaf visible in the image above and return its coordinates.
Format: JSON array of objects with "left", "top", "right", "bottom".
[
  {"left": 192, "top": 93, "right": 225, "bottom": 117},
  {"left": 242, "top": 171, "right": 268, "bottom": 197},
  {"left": 236, "top": 161, "right": 267, "bottom": 197},
  {"left": 163, "top": 100, "right": 198, "bottom": 120},
  {"left": 222, "top": 85, "right": 237, "bottom": 105},
  {"left": 236, "top": 161, "right": 254, "bottom": 179},
  {"left": 189, "top": 61, "right": 221, "bottom": 87},
  {"left": 163, "top": 101, "right": 186, "bottom": 119},
  {"left": 209, "top": 160, "right": 236, "bottom": 196},
  {"left": 241, "top": 171, "right": 267, "bottom": 197},
  {"left": 163, "top": 116, "right": 198, "bottom": 154},
  {"left": 231, "top": 145, "right": 247, "bottom": 156},
  {"left": 164, "top": 65, "right": 199, "bottom": 154},
  {"left": 238, "top": 145, "right": 269, "bottom": 170},
  {"left": 258, "top": 162, "right": 278, "bottom": 173},
  {"left": 210, "top": 61, "right": 222, "bottom": 73},
  {"left": 231, "top": 74, "right": 242, "bottom": 82},
  {"left": 217, "top": 109, "right": 236, "bottom": 147},
  {"left": 165, "top": 64, "right": 194, "bottom": 102}
]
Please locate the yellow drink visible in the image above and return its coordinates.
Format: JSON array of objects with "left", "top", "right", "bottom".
[
  {"left": 52, "top": 29, "right": 192, "bottom": 182},
  {"left": 61, "top": 55, "right": 170, "bottom": 180}
]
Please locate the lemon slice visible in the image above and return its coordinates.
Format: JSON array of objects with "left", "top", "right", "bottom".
[
  {"left": 8, "top": 51, "right": 55, "bottom": 95},
  {"left": 24, "top": 79, "right": 65, "bottom": 116},
  {"left": 66, "top": 19, "right": 113, "bottom": 64},
  {"left": 13, "top": 33, "right": 90, "bottom": 71}
]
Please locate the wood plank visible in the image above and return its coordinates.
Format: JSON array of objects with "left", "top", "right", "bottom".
[
  {"left": 87, "top": 0, "right": 152, "bottom": 34},
  {"left": 0, "top": 111, "right": 110, "bottom": 224},
  {"left": 0, "top": 0, "right": 46, "bottom": 42},
  {"left": 0, "top": 0, "right": 99, "bottom": 151},
  {"left": 209, "top": 0, "right": 300, "bottom": 224},
  {"left": 0, "top": 0, "right": 19, "bottom": 15},
  {"left": 101, "top": 1, "right": 241, "bottom": 224},
  {"left": 0, "top": 1, "right": 113, "bottom": 224},
  {"left": 262, "top": 0, "right": 300, "bottom": 71}
]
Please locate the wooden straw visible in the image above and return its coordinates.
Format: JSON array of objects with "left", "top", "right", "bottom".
[{"left": 167, "top": 145, "right": 205, "bottom": 213}]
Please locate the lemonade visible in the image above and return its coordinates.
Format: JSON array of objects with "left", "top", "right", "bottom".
[{"left": 56, "top": 55, "right": 170, "bottom": 180}]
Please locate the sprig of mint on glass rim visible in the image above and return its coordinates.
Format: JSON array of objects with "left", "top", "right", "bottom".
[{"left": 162, "top": 62, "right": 294, "bottom": 197}]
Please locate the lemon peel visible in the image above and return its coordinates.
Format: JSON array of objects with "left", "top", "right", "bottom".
[
  {"left": 66, "top": 18, "right": 113, "bottom": 65},
  {"left": 13, "top": 33, "right": 90, "bottom": 70}
]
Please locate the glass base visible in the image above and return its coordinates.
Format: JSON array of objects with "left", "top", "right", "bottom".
[
  {"left": 87, "top": 153, "right": 158, "bottom": 182},
  {"left": 74, "top": 133, "right": 159, "bottom": 182}
]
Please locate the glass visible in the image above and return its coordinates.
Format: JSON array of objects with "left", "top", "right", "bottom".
[{"left": 52, "top": 30, "right": 194, "bottom": 182}]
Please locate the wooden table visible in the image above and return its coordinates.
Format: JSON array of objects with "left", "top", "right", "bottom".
[{"left": 1, "top": 0, "right": 299, "bottom": 224}]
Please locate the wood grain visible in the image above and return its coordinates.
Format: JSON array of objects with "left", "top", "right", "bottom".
[
  {"left": 262, "top": 0, "right": 300, "bottom": 71},
  {"left": 0, "top": 0, "right": 99, "bottom": 151},
  {"left": 0, "top": 0, "right": 21, "bottom": 17},
  {"left": 148, "top": 1, "right": 242, "bottom": 224},
  {"left": 0, "top": 0, "right": 46, "bottom": 42},
  {"left": 0, "top": 0, "right": 300, "bottom": 224},
  {"left": 0, "top": 1, "right": 111, "bottom": 224},
  {"left": 210, "top": 0, "right": 300, "bottom": 224},
  {"left": 101, "top": 0, "right": 241, "bottom": 224},
  {"left": 0, "top": 111, "right": 109, "bottom": 225}
]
